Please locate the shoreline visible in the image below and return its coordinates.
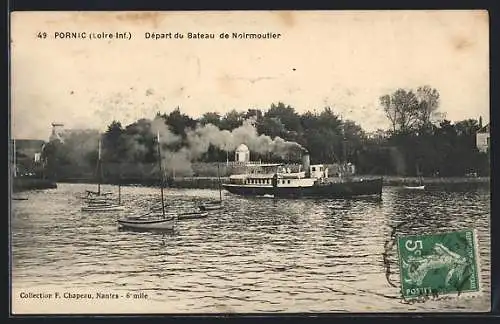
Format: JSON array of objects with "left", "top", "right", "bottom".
[
  {"left": 55, "top": 176, "right": 490, "bottom": 190},
  {"left": 12, "top": 177, "right": 58, "bottom": 193}
]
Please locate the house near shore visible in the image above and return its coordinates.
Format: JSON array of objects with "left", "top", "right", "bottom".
[
  {"left": 11, "top": 139, "right": 46, "bottom": 176},
  {"left": 476, "top": 123, "right": 490, "bottom": 153},
  {"left": 13, "top": 139, "right": 45, "bottom": 161}
]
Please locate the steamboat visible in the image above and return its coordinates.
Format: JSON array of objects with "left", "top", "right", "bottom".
[{"left": 223, "top": 150, "right": 382, "bottom": 199}]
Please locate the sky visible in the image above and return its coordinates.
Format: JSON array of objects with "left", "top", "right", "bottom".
[{"left": 11, "top": 10, "right": 489, "bottom": 140}]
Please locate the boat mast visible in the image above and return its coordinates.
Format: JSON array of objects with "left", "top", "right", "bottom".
[
  {"left": 340, "top": 121, "right": 348, "bottom": 178},
  {"left": 97, "top": 138, "right": 102, "bottom": 195},
  {"left": 118, "top": 183, "right": 121, "bottom": 205},
  {"left": 117, "top": 163, "right": 122, "bottom": 205},
  {"left": 118, "top": 169, "right": 122, "bottom": 205},
  {"left": 217, "top": 163, "right": 222, "bottom": 202},
  {"left": 157, "top": 132, "right": 166, "bottom": 218},
  {"left": 341, "top": 122, "right": 347, "bottom": 164}
]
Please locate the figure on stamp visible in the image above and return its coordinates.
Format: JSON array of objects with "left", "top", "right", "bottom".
[{"left": 401, "top": 243, "right": 469, "bottom": 287}]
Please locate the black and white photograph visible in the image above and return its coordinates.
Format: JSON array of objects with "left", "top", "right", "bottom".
[{"left": 10, "top": 10, "right": 490, "bottom": 313}]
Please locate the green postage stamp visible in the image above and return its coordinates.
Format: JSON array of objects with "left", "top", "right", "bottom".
[{"left": 397, "top": 229, "right": 480, "bottom": 299}]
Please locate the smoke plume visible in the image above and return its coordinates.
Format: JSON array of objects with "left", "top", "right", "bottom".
[
  {"left": 388, "top": 147, "right": 406, "bottom": 175},
  {"left": 186, "top": 119, "right": 305, "bottom": 158},
  {"left": 150, "top": 118, "right": 306, "bottom": 176}
]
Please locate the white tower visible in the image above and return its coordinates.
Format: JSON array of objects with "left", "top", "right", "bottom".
[{"left": 235, "top": 144, "right": 250, "bottom": 163}]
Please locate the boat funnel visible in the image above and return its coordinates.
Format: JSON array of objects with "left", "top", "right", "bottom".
[{"left": 302, "top": 151, "right": 310, "bottom": 177}]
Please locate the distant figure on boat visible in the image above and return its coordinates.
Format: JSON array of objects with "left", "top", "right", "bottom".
[
  {"left": 272, "top": 173, "right": 278, "bottom": 188},
  {"left": 333, "top": 162, "right": 355, "bottom": 179}
]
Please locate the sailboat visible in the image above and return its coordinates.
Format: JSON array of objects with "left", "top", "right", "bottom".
[
  {"left": 117, "top": 132, "right": 176, "bottom": 231},
  {"left": 81, "top": 138, "right": 124, "bottom": 212},
  {"left": 403, "top": 176, "right": 425, "bottom": 190},
  {"left": 199, "top": 163, "right": 224, "bottom": 211}
]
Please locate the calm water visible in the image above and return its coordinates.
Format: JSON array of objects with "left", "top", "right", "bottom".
[{"left": 11, "top": 183, "right": 490, "bottom": 313}]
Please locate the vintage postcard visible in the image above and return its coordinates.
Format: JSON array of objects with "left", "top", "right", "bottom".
[{"left": 10, "top": 10, "right": 490, "bottom": 314}]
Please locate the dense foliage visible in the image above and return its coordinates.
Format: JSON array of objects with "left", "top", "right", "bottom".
[{"left": 39, "top": 86, "right": 489, "bottom": 180}]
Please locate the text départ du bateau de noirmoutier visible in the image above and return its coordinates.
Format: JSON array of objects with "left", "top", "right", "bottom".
[{"left": 145, "top": 32, "right": 283, "bottom": 39}]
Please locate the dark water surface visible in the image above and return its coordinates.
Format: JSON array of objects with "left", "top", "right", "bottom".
[{"left": 11, "top": 183, "right": 490, "bottom": 313}]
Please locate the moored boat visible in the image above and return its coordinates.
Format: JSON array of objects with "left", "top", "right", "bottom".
[
  {"left": 117, "top": 214, "right": 176, "bottom": 230},
  {"left": 403, "top": 177, "right": 425, "bottom": 190},
  {"left": 82, "top": 195, "right": 125, "bottom": 211},
  {"left": 403, "top": 185, "right": 425, "bottom": 190},
  {"left": 222, "top": 151, "right": 383, "bottom": 199},
  {"left": 81, "top": 138, "right": 124, "bottom": 212},
  {"left": 178, "top": 210, "right": 209, "bottom": 220},
  {"left": 83, "top": 190, "right": 113, "bottom": 199},
  {"left": 81, "top": 201, "right": 125, "bottom": 212},
  {"left": 199, "top": 200, "right": 224, "bottom": 211}
]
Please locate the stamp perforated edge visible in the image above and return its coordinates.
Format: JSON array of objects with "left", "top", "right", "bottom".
[{"left": 396, "top": 228, "right": 484, "bottom": 301}]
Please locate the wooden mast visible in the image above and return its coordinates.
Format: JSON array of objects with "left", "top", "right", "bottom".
[
  {"left": 118, "top": 168, "right": 122, "bottom": 205},
  {"left": 157, "top": 132, "right": 165, "bottom": 218},
  {"left": 117, "top": 161, "right": 122, "bottom": 205},
  {"left": 217, "top": 163, "right": 222, "bottom": 202}
]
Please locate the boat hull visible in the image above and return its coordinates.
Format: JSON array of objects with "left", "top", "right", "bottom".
[
  {"left": 81, "top": 205, "right": 125, "bottom": 212},
  {"left": 117, "top": 217, "right": 175, "bottom": 230},
  {"left": 178, "top": 211, "right": 209, "bottom": 220},
  {"left": 199, "top": 202, "right": 224, "bottom": 211},
  {"left": 403, "top": 185, "right": 425, "bottom": 190},
  {"left": 223, "top": 178, "right": 383, "bottom": 198}
]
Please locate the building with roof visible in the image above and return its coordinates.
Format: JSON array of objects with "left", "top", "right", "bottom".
[
  {"left": 14, "top": 139, "right": 45, "bottom": 160},
  {"left": 12, "top": 139, "right": 46, "bottom": 176},
  {"left": 476, "top": 123, "right": 490, "bottom": 153}
]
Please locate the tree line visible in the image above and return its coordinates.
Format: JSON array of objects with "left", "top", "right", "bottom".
[{"left": 38, "top": 86, "right": 489, "bottom": 180}]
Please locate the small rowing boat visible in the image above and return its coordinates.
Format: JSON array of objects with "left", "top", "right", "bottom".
[
  {"left": 199, "top": 200, "right": 224, "bottom": 211},
  {"left": 178, "top": 210, "right": 209, "bottom": 220},
  {"left": 118, "top": 213, "right": 176, "bottom": 231}
]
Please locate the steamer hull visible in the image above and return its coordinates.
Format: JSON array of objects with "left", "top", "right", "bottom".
[{"left": 223, "top": 178, "right": 383, "bottom": 198}]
